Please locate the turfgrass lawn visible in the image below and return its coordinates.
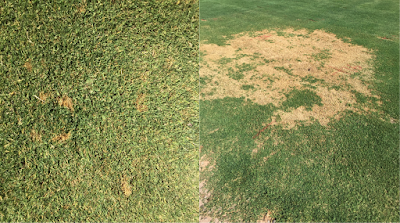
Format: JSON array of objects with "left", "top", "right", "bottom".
[
  {"left": 0, "top": 0, "right": 198, "bottom": 221},
  {"left": 200, "top": 0, "right": 399, "bottom": 222}
]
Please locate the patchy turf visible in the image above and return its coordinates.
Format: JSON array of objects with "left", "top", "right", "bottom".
[
  {"left": 199, "top": 0, "right": 399, "bottom": 222},
  {"left": 0, "top": 0, "right": 199, "bottom": 221}
]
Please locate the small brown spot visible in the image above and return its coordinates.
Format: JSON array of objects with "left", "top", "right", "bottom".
[
  {"left": 57, "top": 95, "right": 74, "bottom": 112},
  {"left": 121, "top": 175, "right": 132, "bottom": 197},
  {"left": 135, "top": 94, "right": 148, "bottom": 112},
  {"left": 257, "top": 210, "right": 276, "bottom": 223},
  {"left": 30, "top": 129, "right": 42, "bottom": 142},
  {"left": 39, "top": 92, "right": 51, "bottom": 103},
  {"left": 23, "top": 60, "right": 32, "bottom": 72},
  {"left": 51, "top": 132, "right": 71, "bottom": 142},
  {"left": 77, "top": 0, "right": 87, "bottom": 13},
  {"left": 200, "top": 155, "right": 212, "bottom": 171}
]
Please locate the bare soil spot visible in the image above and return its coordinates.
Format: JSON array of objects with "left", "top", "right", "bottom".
[{"left": 200, "top": 28, "right": 380, "bottom": 129}]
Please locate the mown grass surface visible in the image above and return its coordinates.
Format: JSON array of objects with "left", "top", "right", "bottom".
[
  {"left": 200, "top": 0, "right": 399, "bottom": 221},
  {"left": 0, "top": 0, "right": 199, "bottom": 221}
]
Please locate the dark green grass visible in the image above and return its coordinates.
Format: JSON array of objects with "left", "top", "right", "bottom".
[
  {"left": 0, "top": 0, "right": 199, "bottom": 221},
  {"left": 274, "top": 66, "right": 294, "bottom": 76},
  {"left": 200, "top": 0, "right": 399, "bottom": 221},
  {"left": 241, "top": 84, "right": 255, "bottom": 91},
  {"left": 226, "top": 67, "right": 244, "bottom": 80},
  {"left": 282, "top": 89, "right": 323, "bottom": 111},
  {"left": 201, "top": 99, "right": 399, "bottom": 222}
]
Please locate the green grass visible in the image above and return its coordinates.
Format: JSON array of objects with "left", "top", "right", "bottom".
[
  {"left": 218, "top": 57, "right": 234, "bottom": 65},
  {"left": 226, "top": 67, "right": 244, "bottom": 80},
  {"left": 301, "top": 75, "right": 325, "bottom": 84},
  {"left": 282, "top": 89, "right": 323, "bottom": 111},
  {"left": 200, "top": 0, "right": 399, "bottom": 221},
  {"left": 241, "top": 84, "right": 255, "bottom": 91},
  {"left": 311, "top": 49, "right": 332, "bottom": 61},
  {"left": 274, "top": 66, "right": 294, "bottom": 76},
  {"left": 0, "top": 0, "right": 199, "bottom": 221}
]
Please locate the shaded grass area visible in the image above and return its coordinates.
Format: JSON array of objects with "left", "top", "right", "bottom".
[
  {"left": 0, "top": 0, "right": 198, "bottom": 221},
  {"left": 200, "top": 0, "right": 399, "bottom": 221}
]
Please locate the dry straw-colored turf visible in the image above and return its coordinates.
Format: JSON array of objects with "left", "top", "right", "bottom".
[
  {"left": 57, "top": 95, "right": 74, "bottom": 112},
  {"left": 200, "top": 28, "right": 381, "bottom": 129}
]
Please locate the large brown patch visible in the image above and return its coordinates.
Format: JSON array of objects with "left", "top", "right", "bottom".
[{"left": 200, "top": 28, "right": 380, "bottom": 129}]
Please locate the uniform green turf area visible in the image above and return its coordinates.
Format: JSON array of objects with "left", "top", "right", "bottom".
[
  {"left": 0, "top": 0, "right": 199, "bottom": 221},
  {"left": 200, "top": 0, "right": 399, "bottom": 222}
]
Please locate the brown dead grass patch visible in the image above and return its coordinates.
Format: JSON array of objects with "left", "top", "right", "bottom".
[
  {"left": 51, "top": 132, "right": 71, "bottom": 142},
  {"left": 121, "top": 175, "right": 132, "bottom": 197},
  {"left": 39, "top": 92, "right": 51, "bottom": 103},
  {"left": 77, "top": 0, "right": 87, "bottom": 13},
  {"left": 200, "top": 28, "right": 380, "bottom": 129},
  {"left": 23, "top": 59, "right": 33, "bottom": 72},
  {"left": 57, "top": 95, "right": 74, "bottom": 112},
  {"left": 30, "top": 129, "right": 42, "bottom": 142},
  {"left": 135, "top": 93, "right": 148, "bottom": 112},
  {"left": 200, "top": 154, "right": 215, "bottom": 172}
]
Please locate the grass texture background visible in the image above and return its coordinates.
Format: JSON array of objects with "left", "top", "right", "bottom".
[{"left": 0, "top": 0, "right": 199, "bottom": 221}]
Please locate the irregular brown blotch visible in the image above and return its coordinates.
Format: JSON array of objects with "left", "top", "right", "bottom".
[
  {"left": 57, "top": 95, "right": 74, "bottom": 112},
  {"left": 200, "top": 28, "right": 380, "bottom": 129},
  {"left": 23, "top": 60, "right": 33, "bottom": 72},
  {"left": 39, "top": 92, "right": 51, "bottom": 103},
  {"left": 121, "top": 175, "right": 132, "bottom": 197},
  {"left": 77, "top": 0, "right": 87, "bottom": 13},
  {"left": 30, "top": 129, "right": 42, "bottom": 142},
  {"left": 51, "top": 132, "right": 71, "bottom": 142},
  {"left": 135, "top": 93, "right": 148, "bottom": 112}
]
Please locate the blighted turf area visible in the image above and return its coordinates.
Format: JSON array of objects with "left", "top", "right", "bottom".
[
  {"left": 200, "top": 28, "right": 380, "bottom": 129},
  {"left": 199, "top": 28, "right": 383, "bottom": 222}
]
